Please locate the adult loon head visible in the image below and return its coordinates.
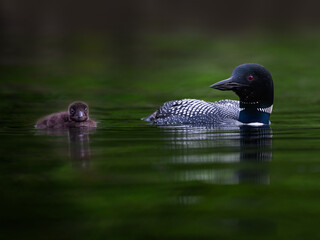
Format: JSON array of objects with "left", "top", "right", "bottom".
[{"left": 210, "top": 63, "right": 274, "bottom": 125}]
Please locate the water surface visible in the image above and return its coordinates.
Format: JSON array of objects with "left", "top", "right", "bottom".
[{"left": 1, "top": 33, "right": 320, "bottom": 240}]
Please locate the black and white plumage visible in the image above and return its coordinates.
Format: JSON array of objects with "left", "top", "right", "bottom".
[
  {"left": 144, "top": 99, "right": 240, "bottom": 125},
  {"left": 143, "top": 63, "right": 274, "bottom": 126}
]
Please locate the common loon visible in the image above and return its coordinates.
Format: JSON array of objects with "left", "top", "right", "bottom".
[
  {"left": 35, "top": 101, "right": 97, "bottom": 129},
  {"left": 143, "top": 63, "right": 274, "bottom": 126}
]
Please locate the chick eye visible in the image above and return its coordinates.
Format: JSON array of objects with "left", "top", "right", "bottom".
[
  {"left": 84, "top": 108, "right": 88, "bottom": 112},
  {"left": 248, "top": 75, "right": 254, "bottom": 81},
  {"left": 70, "top": 108, "right": 75, "bottom": 114}
]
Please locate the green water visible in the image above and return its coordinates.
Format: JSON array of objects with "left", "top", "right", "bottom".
[{"left": 1, "top": 33, "right": 320, "bottom": 239}]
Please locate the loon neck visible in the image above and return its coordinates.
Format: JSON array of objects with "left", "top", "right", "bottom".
[{"left": 239, "top": 102, "right": 273, "bottom": 124}]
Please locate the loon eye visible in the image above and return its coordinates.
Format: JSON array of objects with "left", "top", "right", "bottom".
[
  {"left": 84, "top": 107, "right": 88, "bottom": 112},
  {"left": 248, "top": 75, "right": 254, "bottom": 81},
  {"left": 70, "top": 108, "right": 75, "bottom": 115}
]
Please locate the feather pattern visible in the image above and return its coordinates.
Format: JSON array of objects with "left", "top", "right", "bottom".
[{"left": 145, "top": 99, "right": 240, "bottom": 125}]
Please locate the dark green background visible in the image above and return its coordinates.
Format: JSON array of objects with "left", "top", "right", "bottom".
[{"left": 1, "top": 1, "right": 320, "bottom": 239}]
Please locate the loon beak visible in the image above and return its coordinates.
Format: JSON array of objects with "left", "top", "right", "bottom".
[{"left": 210, "top": 77, "right": 246, "bottom": 91}]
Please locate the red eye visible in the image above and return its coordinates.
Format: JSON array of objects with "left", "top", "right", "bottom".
[{"left": 248, "top": 75, "right": 254, "bottom": 80}]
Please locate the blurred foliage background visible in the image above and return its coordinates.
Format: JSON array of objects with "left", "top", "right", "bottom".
[{"left": 1, "top": 0, "right": 320, "bottom": 116}]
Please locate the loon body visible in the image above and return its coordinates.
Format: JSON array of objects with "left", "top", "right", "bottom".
[
  {"left": 144, "top": 99, "right": 240, "bottom": 125},
  {"left": 143, "top": 63, "right": 274, "bottom": 126}
]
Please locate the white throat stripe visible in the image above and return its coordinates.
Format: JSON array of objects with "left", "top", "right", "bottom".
[{"left": 240, "top": 105, "right": 273, "bottom": 114}]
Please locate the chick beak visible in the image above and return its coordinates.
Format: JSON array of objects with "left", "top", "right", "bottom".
[{"left": 78, "top": 111, "right": 83, "bottom": 118}]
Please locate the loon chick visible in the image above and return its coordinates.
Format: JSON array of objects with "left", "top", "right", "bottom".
[
  {"left": 143, "top": 63, "right": 274, "bottom": 126},
  {"left": 35, "top": 101, "right": 97, "bottom": 129}
]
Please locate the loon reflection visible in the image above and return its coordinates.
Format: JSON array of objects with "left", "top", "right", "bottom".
[
  {"left": 161, "top": 125, "right": 272, "bottom": 184},
  {"left": 35, "top": 127, "right": 95, "bottom": 168}
]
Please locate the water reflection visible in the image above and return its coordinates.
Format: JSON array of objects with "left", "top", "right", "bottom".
[
  {"left": 68, "top": 128, "right": 94, "bottom": 167},
  {"left": 35, "top": 128, "right": 95, "bottom": 168},
  {"left": 162, "top": 125, "right": 272, "bottom": 185}
]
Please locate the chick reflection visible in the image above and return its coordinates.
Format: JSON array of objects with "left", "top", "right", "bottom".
[
  {"left": 162, "top": 125, "right": 272, "bottom": 184},
  {"left": 68, "top": 128, "right": 93, "bottom": 167},
  {"left": 36, "top": 128, "right": 95, "bottom": 168}
]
